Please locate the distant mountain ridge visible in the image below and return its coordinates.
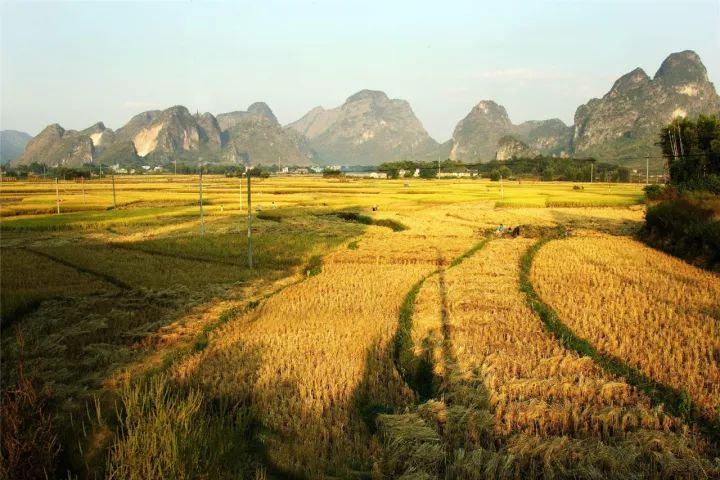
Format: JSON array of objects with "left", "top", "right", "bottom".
[
  {"left": 448, "top": 101, "right": 573, "bottom": 162},
  {"left": 0, "top": 130, "right": 32, "bottom": 164},
  {"left": 12, "top": 103, "right": 314, "bottom": 167},
  {"left": 286, "top": 89, "right": 439, "bottom": 165},
  {"left": 9, "top": 50, "right": 719, "bottom": 168},
  {"left": 571, "top": 50, "right": 720, "bottom": 166}
]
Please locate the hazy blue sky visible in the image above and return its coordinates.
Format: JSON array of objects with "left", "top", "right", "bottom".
[{"left": 1, "top": 0, "right": 718, "bottom": 140}]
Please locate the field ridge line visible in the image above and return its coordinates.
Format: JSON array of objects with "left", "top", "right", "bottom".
[
  {"left": 393, "top": 237, "right": 491, "bottom": 403},
  {"left": 519, "top": 237, "right": 720, "bottom": 445},
  {"left": 23, "top": 247, "right": 132, "bottom": 290}
]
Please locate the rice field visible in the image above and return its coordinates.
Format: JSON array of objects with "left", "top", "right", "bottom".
[
  {"left": 532, "top": 235, "right": 720, "bottom": 421},
  {"left": 0, "top": 175, "right": 644, "bottom": 220},
  {"left": 3, "top": 175, "right": 718, "bottom": 479}
]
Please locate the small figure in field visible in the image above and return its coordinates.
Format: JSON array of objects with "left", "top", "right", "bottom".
[
  {"left": 511, "top": 225, "right": 521, "bottom": 238},
  {"left": 272, "top": 201, "right": 276, "bottom": 209},
  {"left": 495, "top": 223, "right": 505, "bottom": 236},
  {"left": 220, "top": 204, "right": 224, "bottom": 212},
  {"left": 372, "top": 205, "right": 378, "bottom": 211}
]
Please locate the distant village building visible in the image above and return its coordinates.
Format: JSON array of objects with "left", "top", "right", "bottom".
[
  {"left": 438, "top": 171, "right": 476, "bottom": 178},
  {"left": 344, "top": 171, "right": 388, "bottom": 179}
]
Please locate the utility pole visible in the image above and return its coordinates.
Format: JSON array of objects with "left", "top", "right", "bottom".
[
  {"left": 247, "top": 168, "right": 253, "bottom": 269},
  {"left": 646, "top": 157, "right": 649, "bottom": 185},
  {"left": 174, "top": 158, "right": 177, "bottom": 176},
  {"left": 199, "top": 163, "right": 205, "bottom": 235},
  {"left": 239, "top": 170, "right": 243, "bottom": 210},
  {"left": 82, "top": 176, "right": 86, "bottom": 203},
  {"left": 55, "top": 178, "right": 61, "bottom": 214},
  {"left": 500, "top": 175, "right": 504, "bottom": 200},
  {"left": 437, "top": 156, "right": 440, "bottom": 177},
  {"left": 590, "top": 162, "right": 594, "bottom": 183},
  {"left": 112, "top": 174, "right": 117, "bottom": 209}
]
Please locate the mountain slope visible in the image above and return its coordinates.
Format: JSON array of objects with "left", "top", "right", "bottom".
[
  {"left": 287, "top": 90, "right": 438, "bottom": 165},
  {"left": 219, "top": 102, "right": 315, "bottom": 165},
  {"left": 0, "top": 130, "right": 32, "bottom": 164},
  {"left": 572, "top": 50, "right": 720, "bottom": 166},
  {"left": 449, "top": 101, "right": 572, "bottom": 162},
  {"left": 13, "top": 124, "right": 94, "bottom": 167}
]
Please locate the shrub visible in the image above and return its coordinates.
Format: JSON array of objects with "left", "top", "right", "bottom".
[
  {"left": 642, "top": 195, "right": 720, "bottom": 269},
  {"left": 642, "top": 184, "right": 664, "bottom": 200}
]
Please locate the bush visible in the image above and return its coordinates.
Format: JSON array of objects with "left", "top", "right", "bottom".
[
  {"left": 641, "top": 195, "right": 720, "bottom": 269},
  {"left": 642, "top": 184, "right": 664, "bottom": 200}
]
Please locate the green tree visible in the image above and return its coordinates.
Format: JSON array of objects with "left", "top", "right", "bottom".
[
  {"left": 659, "top": 114, "right": 720, "bottom": 190},
  {"left": 418, "top": 167, "right": 437, "bottom": 179}
]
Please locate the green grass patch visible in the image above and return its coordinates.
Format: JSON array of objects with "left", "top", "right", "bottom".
[{"left": 329, "top": 211, "right": 408, "bottom": 231}]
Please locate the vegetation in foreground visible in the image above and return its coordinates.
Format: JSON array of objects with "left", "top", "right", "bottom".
[{"left": 2, "top": 176, "right": 719, "bottom": 479}]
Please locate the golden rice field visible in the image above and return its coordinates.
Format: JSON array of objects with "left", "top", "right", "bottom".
[
  {"left": 532, "top": 235, "right": 720, "bottom": 419},
  {"left": 0, "top": 174, "right": 643, "bottom": 218},
  {"left": 3, "top": 175, "right": 719, "bottom": 479},
  {"left": 170, "top": 206, "right": 482, "bottom": 477},
  {"left": 381, "top": 238, "right": 717, "bottom": 478}
]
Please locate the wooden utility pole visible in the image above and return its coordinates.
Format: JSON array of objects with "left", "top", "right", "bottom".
[
  {"left": 199, "top": 165, "right": 205, "bottom": 235},
  {"left": 247, "top": 169, "right": 253, "bottom": 269},
  {"left": 112, "top": 174, "right": 117, "bottom": 209},
  {"left": 646, "top": 157, "right": 649, "bottom": 185},
  {"left": 239, "top": 172, "right": 243, "bottom": 210},
  {"left": 82, "top": 177, "right": 86, "bottom": 203},
  {"left": 55, "top": 178, "right": 61, "bottom": 214},
  {"left": 590, "top": 162, "right": 594, "bottom": 183},
  {"left": 500, "top": 175, "right": 504, "bottom": 200}
]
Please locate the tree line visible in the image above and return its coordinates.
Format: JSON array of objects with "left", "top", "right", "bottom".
[{"left": 378, "top": 157, "right": 631, "bottom": 182}]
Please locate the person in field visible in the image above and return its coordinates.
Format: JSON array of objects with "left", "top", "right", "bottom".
[
  {"left": 511, "top": 225, "right": 521, "bottom": 237},
  {"left": 495, "top": 224, "right": 505, "bottom": 236}
]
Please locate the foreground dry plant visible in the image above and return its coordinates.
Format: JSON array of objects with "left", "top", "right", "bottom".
[
  {"left": 532, "top": 235, "right": 720, "bottom": 418},
  {"left": 170, "top": 206, "right": 480, "bottom": 476}
]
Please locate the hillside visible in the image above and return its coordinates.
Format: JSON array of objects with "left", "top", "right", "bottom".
[
  {"left": 572, "top": 50, "right": 720, "bottom": 166},
  {"left": 287, "top": 90, "right": 439, "bottom": 165},
  {"left": 0, "top": 130, "right": 32, "bottom": 164}
]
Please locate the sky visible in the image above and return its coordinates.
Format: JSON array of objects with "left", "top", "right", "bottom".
[{"left": 1, "top": 0, "right": 719, "bottom": 141}]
